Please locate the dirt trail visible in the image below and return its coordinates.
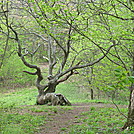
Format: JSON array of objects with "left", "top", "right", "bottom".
[{"left": 35, "top": 103, "right": 126, "bottom": 134}]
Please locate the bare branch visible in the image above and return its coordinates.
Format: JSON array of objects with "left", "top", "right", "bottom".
[
  {"left": 0, "top": 30, "right": 16, "bottom": 40},
  {"left": 56, "top": 43, "right": 117, "bottom": 80},
  {"left": 116, "top": 0, "right": 134, "bottom": 13},
  {"left": 57, "top": 70, "right": 79, "bottom": 84},
  {"left": 6, "top": 22, "right": 44, "bottom": 90},
  {"left": 111, "top": 91, "right": 128, "bottom": 119},
  {"left": 101, "top": 12, "right": 134, "bottom": 21},
  {"left": 27, "top": 44, "right": 41, "bottom": 56},
  {"left": 34, "top": 0, "right": 48, "bottom": 19},
  {"left": 23, "top": 32, "right": 48, "bottom": 42},
  {"left": 48, "top": 37, "right": 56, "bottom": 76},
  {"left": 69, "top": 48, "right": 86, "bottom": 68},
  {"left": 59, "top": 24, "right": 73, "bottom": 72},
  {"left": 23, "top": 71, "right": 37, "bottom": 75},
  {"left": 49, "top": 33, "right": 66, "bottom": 55}
]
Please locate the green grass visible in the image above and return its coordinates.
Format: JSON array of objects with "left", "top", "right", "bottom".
[
  {"left": 0, "top": 84, "right": 132, "bottom": 134},
  {"left": 0, "top": 85, "right": 75, "bottom": 134},
  {"left": 0, "top": 103, "right": 73, "bottom": 134},
  {"left": 0, "top": 81, "right": 128, "bottom": 109},
  {"left": 0, "top": 87, "right": 37, "bottom": 109},
  {"left": 56, "top": 83, "right": 87, "bottom": 103},
  {"left": 56, "top": 83, "right": 129, "bottom": 105},
  {"left": 0, "top": 82, "right": 85, "bottom": 109},
  {"left": 0, "top": 109, "right": 46, "bottom": 134},
  {"left": 1, "top": 106, "right": 133, "bottom": 134},
  {"left": 69, "top": 107, "right": 134, "bottom": 134}
]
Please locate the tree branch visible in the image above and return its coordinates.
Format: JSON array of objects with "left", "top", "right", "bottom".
[
  {"left": 116, "top": 0, "right": 134, "bottom": 13},
  {"left": 57, "top": 70, "right": 79, "bottom": 84},
  {"left": 59, "top": 24, "right": 72, "bottom": 72},
  {"left": 56, "top": 43, "right": 117, "bottom": 80},
  {"left": 7, "top": 23, "right": 44, "bottom": 90},
  {"left": 23, "top": 71, "right": 37, "bottom": 75},
  {"left": 101, "top": 12, "right": 134, "bottom": 21}
]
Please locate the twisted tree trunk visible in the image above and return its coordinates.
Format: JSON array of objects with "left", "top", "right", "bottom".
[
  {"left": 5, "top": 6, "right": 117, "bottom": 106},
  {"left": 36, "top": 81, "right": 58, "bottom": 105}
]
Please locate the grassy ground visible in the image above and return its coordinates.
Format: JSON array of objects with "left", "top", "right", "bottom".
[
  {"left": 0, "top": 84, "right": 133, "bottom": 134},
  {"left": 69, "top": 107, "right": 132, "bottom": 134}
]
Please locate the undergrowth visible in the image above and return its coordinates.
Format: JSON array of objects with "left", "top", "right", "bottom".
[
  {"left": 69, "top": 107, "right": 133, "bottom": 134},
  {"left": 0, "top": 84, "right": 132, "bottom": 134},
  {"left": 0, "top": 109, "right": 46, "bottom": 134}
]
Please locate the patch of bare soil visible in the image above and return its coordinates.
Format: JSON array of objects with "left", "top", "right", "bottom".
[{"left": 34, "top": 103, "right": 127, "bottom": 134}]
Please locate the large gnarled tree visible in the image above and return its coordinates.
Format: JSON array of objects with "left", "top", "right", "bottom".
[
  {"left": 0, "top": 0, "right": 118, "bottom": 105},
  {"left": 22, "top": 0, "right": 134, "bottom": 130},
  {"left": 1, "top": 0, "right": 134, "bottom": 129}
]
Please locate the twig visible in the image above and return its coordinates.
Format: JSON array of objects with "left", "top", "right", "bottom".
[{"left": 111, "top": 91, "right": 128, "bottom": 119}]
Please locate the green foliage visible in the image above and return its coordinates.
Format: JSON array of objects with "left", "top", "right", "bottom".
[
  {"left": 128, "top": 76, "right": 134, "bottom": 83},
  {"left": 0, "top": 0, "right": 133, "bottom": 132},
  {"left": 56, "top": 83, "right": 88, "bottom": 103},
  {"left": 109, "top": 67, "right": 133, "bottom": 91},
  {"left": 0, "top": 54, "right": 36, "bottom": 89}
]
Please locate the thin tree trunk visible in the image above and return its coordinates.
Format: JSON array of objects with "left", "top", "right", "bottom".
[
  {"left": 0, "top": 3, "right": 9, "bottom": 69},
  {"left": 122, "top": 84, "right": 134, "bottom": 130},
  {"left": 122, "top": 57, "right": 134, "bottom": 129},
  {"left": 97, "top": 87, "right": 100, "bottom": 99},
  {"left": 90, "top": 88, "right": 94, "bottom": 100}
]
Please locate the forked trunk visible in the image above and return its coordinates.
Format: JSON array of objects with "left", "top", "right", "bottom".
[
  {"left": 36, "top": 83, "right": 72, "bottom": 106},
  {"left": 36, "top": 81, "right": 57, "bottom": 105}
]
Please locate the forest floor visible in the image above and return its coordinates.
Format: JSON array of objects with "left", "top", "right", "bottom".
[
  {"left": 26, "top": 103, "right": 126, "bottom": 134},
  {"left": 1, "top": 87, "right": 129, "bottom": 134}
]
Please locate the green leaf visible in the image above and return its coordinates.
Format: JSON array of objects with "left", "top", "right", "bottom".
[
  {"left": 128, "top": 76, "right": 134, "bottom": 82},
  {"left": 114, "top": 69, "right": 121, "bottom": 73}
]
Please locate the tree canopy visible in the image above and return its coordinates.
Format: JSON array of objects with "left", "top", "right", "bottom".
[{"left": 0, "top": 0, "right": 134, "bottom": 129}]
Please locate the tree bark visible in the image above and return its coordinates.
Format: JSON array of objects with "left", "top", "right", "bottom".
[
  {"left": 36, "top": 71, "right": 77, "bottom": 105},
  {"left": 2, "top": 0, "right": 119, "bottom": 106},
  {"left": 90, "top": 89, "right": 94, "bottom": 100},
  {"left": 36, "top": 79, "right": 58, "bottom": 105},
  {"left": 122, "top": 57, "right": 134, "bottom": 129},
  {"left": 122, "top": 84, "right": 134, "bottom": 130}
]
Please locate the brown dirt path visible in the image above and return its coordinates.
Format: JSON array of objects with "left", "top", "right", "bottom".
[{"left": 35, "top": 103, "right": 126, "bottom": 134}]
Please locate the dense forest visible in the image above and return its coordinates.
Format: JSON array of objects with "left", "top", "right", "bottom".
[{"left": 0, "top": 0, "right": 134, "bottom": 133}]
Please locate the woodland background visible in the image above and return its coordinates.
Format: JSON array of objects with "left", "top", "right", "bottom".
[{"left": 0, "top": 0, "right": 134, "bottom": 133}]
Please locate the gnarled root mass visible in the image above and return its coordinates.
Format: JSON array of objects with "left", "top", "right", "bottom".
[{"left": 36, "top": 93, "right": 71, "bottom": 106}]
